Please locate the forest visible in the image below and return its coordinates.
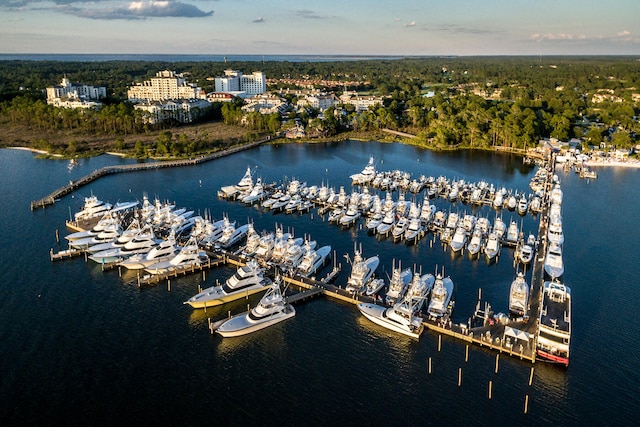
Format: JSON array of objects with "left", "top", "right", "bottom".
[{"left": 0, "top": 56, "right": 638, "bottom": 157}]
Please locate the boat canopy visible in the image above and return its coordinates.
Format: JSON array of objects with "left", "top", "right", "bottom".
[{"left": 503, "top": 326, "right": 531, "bottom": 342}]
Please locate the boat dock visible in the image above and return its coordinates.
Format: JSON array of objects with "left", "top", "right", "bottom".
[{"left": 30, "top": 138, "right": 276, "bottom": 211}]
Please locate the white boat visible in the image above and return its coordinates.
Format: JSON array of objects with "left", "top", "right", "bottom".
[
  {"left": 505, "top": 220, "right": 519, "bottom": 245},
  {"left": 70, "top": 223, "right": 122, "bottom": 249},
  {"left": 376, "top": 210, "right": 396, "bottom": 237},
  {"left": 345, "top": 250, "right": 379, "bottom": 294},
  {"left": 297, "top": 245, "right": 331, "bottom": 277},
  {"left": 145, "top": 236, "right": 208, "bottom": 275},
  {"left": 384, "top": 264, "right": 412, "bottom": 305},
  {"left": 350, "top": 156, "right": 377, "bottom": 185},
  {"left": 403, "top": 217, "right": 424, "bottom": 245},
  {"left": 405, "top": 272, "right": 435, "bottom": 312},
  {"left": 508, "top": 272, "right": 529, "bottom": 317},
  {"left": 484, "top": 231, "right": 501, "bottom": 261},
  {"left": 529, "top": 196, "right": 542, "bottom": 214},
  {"left": 86, "top": 218, "right": 141, "bottom": 254},
  {"left": 365, "top": 212, "right": 384, "bottom": 234},
  {"left": 426, "top": 273, "right": 454, "bottom": 319},
  {"left": 547, "top": 215, "right": 564, "bottom": 245},
  {"left": 73, "top": 194, "right": 112, "bottom": 221},
  {"left": 550, "top": 183, "right": 563, "bottom": 205},
  {"left": 284, "top": 194, "right": 302, "bottom": 214},
  {"left": 327, "top": 207, "right": 344, "bottom": 224},
  {"left": 517, "top": 234, "right": 536, "bottom": 265},
  {"left": 358, "top": 297, "right": 424, "bottom": 339},
  {"left": 449, "top": 226, "right": 467, "bottom": 253},
  {"left": 216, "top": 223, "right": 250, "bottom": 249},
  {"left": 364, "top": 278, "right": 385, "bottom": 296},
  {"left": 517, "top": 195, "right": 529, "bottom": 215},
  {"left": 536, "top": 280, "right": 571, "bottom": 366},
  {"left": 254, "top": 232, "right": 275, "bottom": 262},
  {"left": 65, "top": 213, "right": 119, "bottom": 241},
  {"left": 466, "top": 228, "right": 483, "bottom": 257},
  {"left": 493, "top": 216, "right": 506, "bottom": 239},
  {"left": 282, "top": 239, "right": 316, "bottom": 269},
  {"left": 89, "top": 225, "right": 160, "bottom": 264},
  {"left": 184, "top": 259, "right": 271, "bottom": 308},
  {"left": 241, "top": 223, "right": 260, "bottom": 256},
  {"left": 391, "top": 216, "right": 409, "bottom": 242},
  {"left": 240, "top": 178, "right": 265, "bottom": 205},
  {"left": 219, "top": 166, "right": 253, "bottom": 199},
  {"left": 339, "top": 204, "right": 361, "bottom": 228},
  {"left": 544, "top": 242, "right": 564, "bottom": 279},
  {"left": 216, "top": 277, "right": 295, "bottom": 337},
  {"left": 119, "top": 232, "right": 180, "bottom": 270}
]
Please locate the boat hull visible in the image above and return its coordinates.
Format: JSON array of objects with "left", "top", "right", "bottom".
[
  {"left": 536, "top": 349, "right": 569, "bottom": 366},
  {"left": 216, "top": 306, "right": 295, "bottom": 337},
  {"left": 358, "top": 303, "right": 422, "bottom": 339},
  {"left": 186, "top": 285, "right": 270, "bottom": 309}
]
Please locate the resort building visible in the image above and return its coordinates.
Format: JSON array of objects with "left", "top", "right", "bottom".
[
  {"left": 127, "top": 70, "right": 205, "bottom": 103},
  {"left": 241, "top": 94, "right": 288, "bottom": 115},
  {"left": 338, "top": 91, "right": 384, "bottom": 112},
  {"left": 134, "top": 99, "right": 211, "bottom": 124},
  {"left": 214, "top": 70, "right": 267, "bottom": 96},
  {"left": 46, "top": 77, "right": 106, "bottom": 109},
  {"left": 296, "top": 93, "right": 337, "bottom": 111}
]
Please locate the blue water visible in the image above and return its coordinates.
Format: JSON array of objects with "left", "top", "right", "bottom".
[
  {"left": 1, "top": 142, "right": 638, "bottom": 425},
  {"left": 0, "top": 54, "right": 409, "bottom": 63}
]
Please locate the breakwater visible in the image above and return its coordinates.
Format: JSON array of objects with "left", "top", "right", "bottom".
[{"left": 30, "top": 137, "right": 276, "bottom": 210}]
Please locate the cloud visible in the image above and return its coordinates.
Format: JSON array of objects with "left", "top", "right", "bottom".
[
  {"left": 530, "top": 33, "right": 587, "bottom": 41},
  {"left": 252, "top": 16, "right": 265, "bottom": 23},
  {"left": 403, "top": 21, "right": 416, "bottom": 27},
  {"left": 530, "top": 31, "right": 639, "bottom": 43},
  {"left": 8, "top": 0, "right": 213, "bottom": 19},
  {"left": 295, "top": 9, "right": 323, "bottom": 19}
]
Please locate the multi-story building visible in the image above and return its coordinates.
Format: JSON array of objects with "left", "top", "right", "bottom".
[
  {"left": 214, "top": 70, "right": 266, "bottom": 96},
  {"left": 127, "top": 70, "right": 205, "bottom": 103},
  {"left": 297, "top": 93, "right": 337, "bottom": 111},
  {"left": 134, "top": 99, "right": 211, "bottom": 124},
  {"left": 46, "top": 77, "right": 106, "bottom": 109},
  {"left": 339, "top": 91, "right": 384, "bottom": 112}
]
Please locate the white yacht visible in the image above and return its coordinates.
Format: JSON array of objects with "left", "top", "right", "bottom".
[
  {"left": 327, "top": 207, "right": 344, "bottom": 224},
  {"left": 74, "top": 195, "right": 112, "bottom": 222},
  {"left": 536, "top": 280, "right": 571, "bottom": 366},
  {"left": 365, "top": 212, "right": 384, "bottom": 235},
  {"left": 364, "top": 278, "right": 386, "bottom": 297},
  {"left": 144, "top": 236, "right": 208, "bottom": 275},
  {"left": 449, "top": 226, "right": 467, "bottom": 253},
  {"left": 345, "top": 250, "right": 379, "bottom": 294},
  {"left": 358, "top": 296, "right": 424, "bottom": 339},
  {"left": 391, "top": 216, "right": 410, "bottom": 242},
  {"left": 505, "top": 220, "right": 519, "bottom": 245},
  {"left": 384, "top": 264, "right": 412, "bottom": 305},
  {"left": 119, "top": 232, "right": 180, "bottom": 270},
  {"left": 254, "top": 232, "right": 275, "bottom": 262},
  {"left": 90, "top": 225, "right": 159, "bottom": 264},
  {"left": 65, "top": 213, "right": 119, "bottom": 241},
  {"left": 547, "top": 215, "right": 564, "bottom": 245},
  {"left": 70, "top": 223, "right": 122, "bottom": 249},
  {"left": 517, "top": 195, "right": 529, "bottom": 215},
  {"left": 339, "top": 204, "right": 361, "bottom": 228},
  {"left": 403, "top": 217, "right": 424, "bottom": 245},
  {"left": 508, "top": 272, "right": 529, "bottom": 317},
  {"left": 282, "top": 239, "right": 316, "bottom": 269},
  {"left": 350, "top": 156, "right": 377, "bottom": 185},
  {"left": 184, "top": 259, "right": 271, "bottom": 308},
  {"left": 297, "top": 245, "right": 331, "bottom": 277},
  {"left": 426, "top": 273, "right": 454, "bottom": 319},
  {"left": 466, "top": 228, "right": 483, "bottom": 257},
  {"left": 405, "top": 272, "right": 435, "bottom": 313},
  {"left": 550, "top": 183, "right": 563, "bottom": 205},
  {"left": 218, "top": 166, "right": 253, "bottom": 199},
  {"left": 544, "top": 242, "right": 564, "bottom": 279},
  {"left": 217, "top": 223, "right": 250, "bottom": 249},
  {"left": 216, "top": 277, "right": 295, "bottom": 337},
  {"left": 376, "top": 210, "right": 396, "bottom": 237},
  {"left": 493, "top": 216, "right": 506, "bottom": 239},
  {"left": 517, "top": 234, "right": 536, "bottom": 265}
]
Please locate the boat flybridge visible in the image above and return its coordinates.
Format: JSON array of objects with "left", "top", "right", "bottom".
[{"left": 358, "top": 290, "right": 424, "bottom": 339}]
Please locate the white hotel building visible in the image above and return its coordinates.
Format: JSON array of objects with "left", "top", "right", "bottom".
[
  {"left": 46, "top": 77, "right": 106, "bottom": 109},
  {"left": 214, "top": 70, "right": 266, "bottom": 97},
  {"left": 127, "top": 70, "right": 206, "bottom": 102}
]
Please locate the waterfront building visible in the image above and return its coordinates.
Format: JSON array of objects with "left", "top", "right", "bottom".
[
  {"left": 338, "top": 91, "right": 384, "bottom": 112},
  {"left": 127, "top": 70, "right": 205, "bottom": 103},
  {"left": 296, "top": 93, "right": 337, "bottom": 111},
  {"left": 134, "top": 99, "right": 211, "bottom": 124},
  {"left": 214, "top": 70, "right": 266, "bottom": 96},
  {"left": 46, "top": 77, "right": 106, "bottom": 109},
  {"left": 241, "top": 94, "right": 288, "bottom": 115}
]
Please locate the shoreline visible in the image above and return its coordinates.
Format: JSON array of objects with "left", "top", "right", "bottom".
[{"left": 583, "top": 159, "right": 640, "bottom": 169}]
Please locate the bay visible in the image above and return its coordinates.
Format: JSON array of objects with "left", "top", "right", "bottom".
[{"left": 0, "top": 141, "right": 638, "bottom": 425}]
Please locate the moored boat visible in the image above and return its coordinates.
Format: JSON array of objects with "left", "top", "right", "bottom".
[{"left": 536, "top": 280, "right": 571, "bottom": 366}]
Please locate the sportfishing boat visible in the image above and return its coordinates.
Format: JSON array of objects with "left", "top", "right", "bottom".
[
  {"left": 218, "top": 166, "right": 253, "bottom": 199},
  {"left": 339, "top": 203, "right": 361, "bottom": 228},
  {"left": 119, "top": 231, "right": 180, "bottom": 270},
  {"left": 73, "top": 194, "right": 112, "bottom": 222},
  {"left": 345, "top": 249, "right": 379, "bottom": 294},
  {"left": 426, "top": 273, "right": 454, "bottom": 319},
  {"left": 391, "top": 216, "right": 410, "bottom": 242},
  {"left": 240, "top": 178, "right": 265, "bottom": 205},
  {"left": 89, "top": 224, "right": 160, "bottom": 264},
  {"left": 184, "top": 259, "right": 271, "bottom": 308},
  {"left": 350, "top": 156, "right": 377, "bottom": 185},
  {"left": 66, "top": 212, "right": 119, "bottom": 241},
  {"left": 505, "top": 220, "right": 519, "bottom": 246},
  {"left": 215, "top": 277, "right": 295, "bottom": 337},
  {"left": 216, "top": 223, "right": 250, "bottom": 249},
  {"left": 384, "top": 263, "right": 412, "bottom": 305},
  {"left": 517, "top": 194, "right": 529, "bottom": 216},
  {"left": 449, "top": 226, "right": 467, "bottom": 253},
  {"left": 517, "top": 234, "right": 536, "bottom": 265},
  {"left": 404, "top": 217, "right": 424, "bottom": 245},
  {"left": 466, "top": 228, "right": 483, "bottom": 257},
  {"left": 364, "top": 278, "right": 385, "bottom": 297},
  {"left": 544, "top": 242, "right": 564, "bottom": 279},
  {"left": 484, "top": 231, "right": 501, "bottom": 261},
  {"left": 70, "top": 223, "right": 123, "bottom": 249},
  {"left": 547, "top": 215, "right": 564, "bottom": 245},
  {"left": 536, "top": 280, "right": 571, "bottom": 366},
  {"left": 358, "top": 295, "right": 424, "bottom": 339},
  {"left": 365, "top": 212, "right": 384, "bottom": 235},
  {"left": 405, "top": 272, "right": 435, "bottom": 313},
  {"left": 144, "top": 236, "right": 208, "bottom": 275},
  {"left": 254, "top": 232, "right": 275, "bottom": 263},
  {"left": 376, "top": 210, "right": 396, "bottom": 237},
  {"left": 297, "top": 245, "right": 331, "bottom": 277},
  {"left": 508, "top": 272, "right": 529, "bottom": 317}
]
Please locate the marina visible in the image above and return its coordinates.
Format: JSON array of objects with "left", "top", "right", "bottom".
[
  {"left": 4, "top": 141, "right": 636, "bottom": 425},
  {"left": 47, "top": 149, "right": 567, "bottom": 366}
]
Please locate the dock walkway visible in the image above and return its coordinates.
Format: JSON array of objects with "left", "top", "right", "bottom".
[{"left": 30, "top": 138, "right": 276, "bottom": 210}]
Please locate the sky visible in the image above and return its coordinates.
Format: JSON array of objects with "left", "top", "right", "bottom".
[{"left": 1, "top": 0, "right": 640, "bottom": 56}]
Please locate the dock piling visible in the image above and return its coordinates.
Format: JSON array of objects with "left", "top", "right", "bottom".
[
  {"left": 488, "top": 380, "right": 493, "bottom": 399},
  {"left": 438, "top": 334, "right": 441, "bottom": 352},
  {"left": 524, "top": 394, "right": 529, "bottom": 414},
  {"left": 465, "top": 344, "right": 469, "bottom": 362},
  {"left": 458, "top": 368, "right": 462, "bottom": 387},
  {"left": 495, "top": 353, "right": 500, "bottom": 374},
  {"left": 528, "top": 367, "right": 535, "bottom": 386}
]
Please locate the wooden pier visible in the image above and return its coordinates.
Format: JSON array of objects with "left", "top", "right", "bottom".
[{"left": 30, "top": 138, "right": 276, "bottom": 210}]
